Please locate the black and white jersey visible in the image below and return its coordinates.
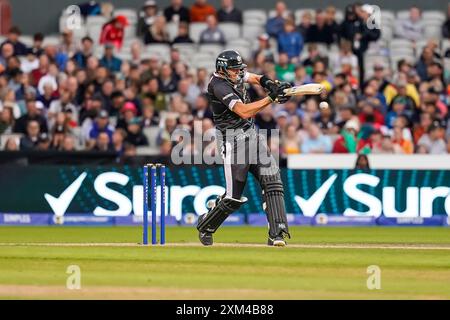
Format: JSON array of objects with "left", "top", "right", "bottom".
[{"left": 207, "top": 73, "right": 253, "bottom": 134}]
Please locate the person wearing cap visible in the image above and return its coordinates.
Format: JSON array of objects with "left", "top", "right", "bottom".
[
  {"left": 13, "top": 99, "right": 48, "bottom": 135},
  {"left": 217, "top": 0, "right": 242, "bottom": 24},
  {"left": 190, "top": 0, "right": 216, "bottom": 23},
  {"left": 0, "top": 26, "right": 27, "bottom": 57},
  {"left": 125, "top": 116, "right": 148, "bottom": 146},
  {"left": 88, "top": 110, "right": 114, "bottom": 144},
  {"left": 164, "top": 0, "right": 190, "bottom": 24},
  {"left": 117, "top": 101, "right": 138, "bottom": 130},
  {"left": 100, "top": 43, "right": 122, "bottom": 73},
  {"left": 253, "top": 33, "right": 275, "bottom": 68},
  {"left": 99, "top": 15, "right": 129, "bottom": 50},
  {"left": 138, "top": 0, "right": 159, "bottom": 38}
]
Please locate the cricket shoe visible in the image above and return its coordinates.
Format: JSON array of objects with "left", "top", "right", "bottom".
[
  {"left": 267, "top": 235, "right": 286, "bottom": 247},
  {"left": 197, "top": 213, "right": 213, "bottom": 246},
  {"left": 199, "top": 231, "right": 213, "bottom": 246}
]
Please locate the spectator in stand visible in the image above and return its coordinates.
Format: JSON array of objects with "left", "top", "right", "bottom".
[
  {"left": 340, "top": 4, "right": 380, "bottom": 87},
  {"left": 100, "top": 43, "right": 122, "bottom": 73},
  {"left": 30, "top": 33, "right": 44, "bottom": 57},
  {"left": 172, "top": 22, "right": 194, "bottom": 44},
  {"left": 413, "top": 112, "right": 433, "bottom": 144},
  {"left": 138, "top": 0, "right": 159, "bottom": 38},
  {"left": 354, "top": 154, "right": 370, "bottom": 169},
  {"left": 297, "top": 11, "right": 313, "bottom": 39},
  {"left": 333, "top": 119, "right": 361, "bottom": 153},
  {"left": 125, "top": 117, "right": 149, "bottom": 146},
  {"left": 158, "top": 63, "right": 178, "bottom": 93},
  {"left": 417, "top": 123, "right": 448, "bottom": 154},
  {"left": 61, "top": 135, "right": 76, "bottom": 151},
  {"left": 13, "top": 99, "right": 48, "bottom": 134},
  {"left": 193, "top": 93, "right": 213, "bottom": 120},
  {"left": 199, "top": 15, "right": 226, "bottom": 45},
  {"left": 164, "top": 0, "right": 190, "bottom": 23},
  {"left": 266, "top": 1, "right": 289, "bottom": 38},
  {"left": 19, "top": 120, "right": 41, "bottom": 150},
  {"left": 325, "top": 6, "right": 340, "bottom": 43},
  {"left": 301, "top": 123, "right": 332, "bottom": 153},
  {"left": 391, "top": 122, "right": 414, "bottom": 154},
  {"left": 94, "top": 131, "right": 113, "bottom": 151},
  {"left": 443, "top": 4, "right": 450, "bottom": 39},
  {"left": 0, "top": 27, "right": 27, "bottom": 56},
  {"left": 275, "top": 52, "right": 296, "bottom": 82},
  {"left": 190, "top": 0, "right": 216, "bottom": 23},
  {"left": 112, "top": 128, "right": 127, "bottom": 155},
  {"left": 99, "top": 15, "right": 129, "bottom": 50},
  {"left": 217, "top": 0, "right": 242, "bottom": 24},
  {"left": 282, "top": 124, "right": 301, "bottom": 154},
  {"left": 331, "top": 40, "right": 358, "bottom": 77},
  {"left": 395, "top": 6, "right": 424, "bottom": 42},
  {"left": 60, "top": 29, "right": 77, "bottom": 58},
  {"left": 144, "top": 16, "right": 170, "bottom": 44},
  {"left": 88, "top": 110, "right": 114, "bottom": 145},
  {"left": 277, "top": 19, "right": 303, "bottom": 62},
  {"left": 0, "top": 106, "right": 14, "bottom": 134},
  {"left": 306, "top": 10, "right": 334, "bottom": 45},
  {"left": 73, "top": 37, "right": 94, "bottom": 69},
  {"left": 0, "top": 43, "right": 14, "bottom": 70}
]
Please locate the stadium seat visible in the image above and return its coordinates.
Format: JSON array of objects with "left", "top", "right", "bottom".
[
  {"left": 166, "top": 22, "right": 179, "bottom": 42},
  {"left": 19, "top": 36, "right": 34, "bottom": 47},
  {"left": 199, "top": 44, "right": 224, "bottom": 56},
  {"left": 144, "top": 44, "right": 171, "bottom": 58},
  {"left": 189, "top": 23, "right": 207, "bottom": 43},
  {"left": 172, "top": 43, "right": 197, "bottom": 56},
  {"left": 390, "top": 47, "right": 414, "bottom": 57},
  {"left": 218, "top": 23, "right": 241, "bottom": 41},
  {"left": 86, "top": 15, "right": 108, "bottom": 27},
  {"left": 422, "top": 10, "right": 446, "bottom": 23},
  {"left": 242, "top": 24, "right": 265, "bottom": 40},
  {"left": 43, "top": 36, "right": 61, "bottom": 47},
  {"left": 225, "top": 45, "right": 251, "bottom": 61},
  {"left": 227, "top": 38, "right": 251, "bottom": 49},
  {"left": 94, "top": 45, "right": 104, "bottom": 58},
  {"left": 87, "top": 24, "right": 103, "bottom": 44},
  {"left": 242, "top": 9, "right": 267, "bottom": 25},
  {"left": 124, "top": 24, "right": 137, "bottom": 39},
  {"left": 380, "top": 10, "right": 395, "bottom": 23},
  {"left": 114, "top": 8, "right": 138, "bottom": 24},
  {"left": 268, "top": 10, "right": 292, "bottom": 19},
  {"left": 396, "top": 10, "right": 409, "bottom": 20},
  {"left": 424, "top": 25, "right": 443, "bottom": 39},
  {"left": 136, "top": 146, "right": 161, "bottom": 156},
  {"left": 143, "top": 126, "right": 161, "bottom": 148},
  {"left": 380, "top": 25, "right": 393, "bottom": 41},
  {"left": 390, "top": 38, "right": 413, "bottom": 49}
]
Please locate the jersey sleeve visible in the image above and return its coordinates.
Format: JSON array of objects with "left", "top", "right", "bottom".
[{"left": 213, "top": 82, "right": 242, "bottom": 111}]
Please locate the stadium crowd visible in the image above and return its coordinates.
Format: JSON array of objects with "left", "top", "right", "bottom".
[{"left": 0, "top": 0, "right": 449, "bottom": 160}]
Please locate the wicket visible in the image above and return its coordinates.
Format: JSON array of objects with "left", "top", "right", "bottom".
[{"left": 142, "top": 163, "right": 166, "bottom": 245}]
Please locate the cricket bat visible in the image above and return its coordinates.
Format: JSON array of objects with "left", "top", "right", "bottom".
[{"left": 283, "top": 83, "right": 325, "bottom": 96}]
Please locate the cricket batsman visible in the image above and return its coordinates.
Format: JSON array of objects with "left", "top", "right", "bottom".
[{"left": 197, "top": 50, "right": 292, "bottom": 247}]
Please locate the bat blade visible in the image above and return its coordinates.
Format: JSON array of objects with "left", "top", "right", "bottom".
[{"left": 283, "top": 84, "right": 325, "bottom": 96}]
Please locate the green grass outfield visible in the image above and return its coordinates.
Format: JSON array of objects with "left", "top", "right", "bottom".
[{"left": 0, "top": 226, "right": 449, "bottom": 299}]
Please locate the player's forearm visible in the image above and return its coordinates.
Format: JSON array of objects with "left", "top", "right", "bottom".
[{"left": 233, "top": 97, "right": 272, "bottom": 119}]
